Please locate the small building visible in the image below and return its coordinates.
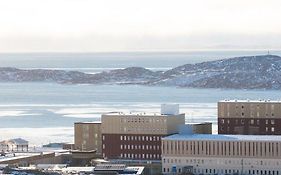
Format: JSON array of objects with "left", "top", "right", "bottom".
[
  {"left": 0, "top": 138, "right": 28, "bottom": 152},
  {"left": 74, "top": 121, "right": 102, "bottom": 153}
]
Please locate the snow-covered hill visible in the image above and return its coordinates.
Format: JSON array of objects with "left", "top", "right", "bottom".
[{"left": 1, "top": 55, "right": 281, "bottom": 89}]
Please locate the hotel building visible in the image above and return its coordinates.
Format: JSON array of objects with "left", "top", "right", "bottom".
[
  {"left": 74, "top": 122, "right": 102, "bottom": 154},
  {"left": 101, "top": 104, "right": 185, "bottom": 160},
  {"left": 218, "top": 100, "right": 281, "bottom": 135},
  {"left": 162, "top": 133, "right": 281, "bottom": 175}
]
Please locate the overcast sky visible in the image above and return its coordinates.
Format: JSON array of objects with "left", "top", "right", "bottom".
[{"left": 0, "top": 0, "right": 281, "bottom": 52}]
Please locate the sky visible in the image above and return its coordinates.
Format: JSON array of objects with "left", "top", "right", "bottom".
[{"left": 0, "top": 0, "right": 281, "bottom": 52}]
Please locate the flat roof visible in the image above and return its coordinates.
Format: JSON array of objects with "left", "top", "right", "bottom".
[
  {"left": 219, "top": 100, "right": 281, "bottom": 103},
  {"left": 75, "top": 121, "right": 101, "bottom": 124},
  {"left": 102, "top": 112, "right": 184, "bottom": 117},
  {"left": 162, "top": 134, "right": 281, "bottom": 142}
]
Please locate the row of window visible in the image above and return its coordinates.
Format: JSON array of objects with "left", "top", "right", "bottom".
[
  {"left": 120, "top": 117, "right": 167, "bottom": 123},
  {"left": 122, "top": 127, "right": 167, "bottom": 133},
  {"left": 120, "top": 135, "right": 161, "bottom": 141},
  {"left": 120, "top": 144, "right": 160, "bottom": 150},
  {"left": 163, "top": 167, "right": 280, "bottom": 175},
  {"left": 163, "top": 158, "right": 281, "bottom": 166},
  {"left": 221, "top": 119, "right": 276, "bottom": 125},
  {"left": 120, "top": 153, "right": 160, "bottom": 159},
  {"left": 162, "top": 140, "right": 281, "bottom": 157},
  {"left": 220, "top": 126, "right": 275, "bottom": 133}
]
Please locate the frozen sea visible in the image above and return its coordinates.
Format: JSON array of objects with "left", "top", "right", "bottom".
[{"left": 0, "top": 51, "right": 281, "bottom": 146}]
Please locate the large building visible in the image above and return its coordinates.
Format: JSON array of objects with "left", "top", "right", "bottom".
[
  {"left": 218, "top": 100, "right": 281, "bottom": 135},
  {"left": 74, "top": 122, "right": 102, "bottom": 154},
  {"left": 162, "top": 133, "right": 281, "bottom": 175},
  {"left": 101, "top": 104, "right": 185, "bottom": 160}
]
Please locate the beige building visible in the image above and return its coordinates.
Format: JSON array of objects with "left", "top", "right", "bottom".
[
  {"left": 218, "top": 100, "right": 281, "bottom": 135},
  {"left": 101, "top": 112, "right": 185, "bottom": 135},
  {"left": 74, "top": 122, "right": 102, "bottom": 154},
  {"left": 101, "top": 104, "right": 186, "bottom": 160},
  {"left": 162, "top": 134, "right": 281, "bottom": 175}
]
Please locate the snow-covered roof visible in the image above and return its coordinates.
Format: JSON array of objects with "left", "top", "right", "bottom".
[
  {"left": 162, "top": 134, "right": 281, "bottom": 142},
  {"left": 9, "top": 138, "right": 28, "bottom": 145}
]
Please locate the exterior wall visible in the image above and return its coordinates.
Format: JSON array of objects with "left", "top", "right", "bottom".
[
  {"left": 74, "top": 122, "right": 102, "bottom": 153},
  {"left": 218, "top": 101, "right": 281, "bottom": 135},
  {"left": 101, "top": 113, "right": 185, "bottom": 160},
  {"left": 102, "top": 134, "right": 163, "bottom": 160},
  {"left": 193, "top": 123, "right": 212, "bottom": 134},
  {"left": 101, "top": 113, "right": 185, "bottom": 135},
  {"left": 162, "top": 156, "right": 281, "bottom": 175},
  {"left": 162, "top": 139, "right": 281, "bottom": 174}
]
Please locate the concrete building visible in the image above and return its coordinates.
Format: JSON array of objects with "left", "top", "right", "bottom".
[
  {"left": 162, "top": 134, "right": 281, "bottom": 175},
  {"left": 74, "top": 122, "right": 102, "bottom": 153},
  {"left": 101, "top": 104, "right": 185, "bottom": 160},
  {"left": 218, "top": 100, "right": 281, "bottom": 135}
]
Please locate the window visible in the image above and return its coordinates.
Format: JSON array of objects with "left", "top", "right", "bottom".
[
  {"left": 272, "top": 127, "right": 275, "bottom": 132},
  {"left": 251, "top": 119, "right": 254, "bottom": 125}
]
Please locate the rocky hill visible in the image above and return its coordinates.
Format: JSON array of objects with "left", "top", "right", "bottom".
[{"left": 1, "top": 54, "right": 281, "bottom": 89}]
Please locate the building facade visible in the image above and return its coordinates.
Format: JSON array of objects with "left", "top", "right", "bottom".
[
  {"left": 74, "top": 122, "right": 102, "bottom": 153},
  {"left": 162, "top": 134, "right": 281, "bottom": 175},
  {"left": 218, "top": 100, "right": 281, "bottom": 135},
  {"left": 101, "top": 110, "right": 185, "bottom": 160}
]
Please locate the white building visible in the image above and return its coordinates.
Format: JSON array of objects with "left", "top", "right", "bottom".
[
  {"left": 162, "top": 134, "right": 281, "bottom": 175},
  {"left": 0, "top": 138, "right": 28, "bottom": 152}
]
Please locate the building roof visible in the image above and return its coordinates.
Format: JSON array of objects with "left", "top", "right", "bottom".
[
  {"left": 75, "top": 121, "right": 101, "bottom": 124},
  {"left": 102, "top": 112, "right": 184, "bottom": 117},
  {"left": 219, "top": 99, "right": 281, "bottom": 103},
  {"left": 162, "top": 134, "right": 281, "bottom": 142},
  {"left": 9, "top": 138, "right": 28, "bottom": 145}
]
